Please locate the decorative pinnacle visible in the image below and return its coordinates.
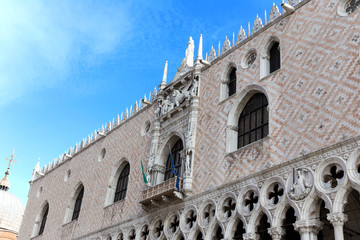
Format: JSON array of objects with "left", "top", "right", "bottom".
[
  {"left": 197, "top": 34, "right": 203, "bottom": 60},
  {"left": 160, "top": 61, "right": 168, "bottom": 89}
]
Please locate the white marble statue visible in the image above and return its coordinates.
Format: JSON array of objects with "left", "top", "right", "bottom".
[{"left": 289, "top": 169, "right": 312, "bottom": 200}]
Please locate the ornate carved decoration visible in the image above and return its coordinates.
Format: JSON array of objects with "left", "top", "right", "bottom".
[
  {"left": 222, "top": 37, "right": 231, "bottom": 54},
  {"left": 269, "top": 3, "right": 281, "bottom": 22},
  {"left": 345, "top": 0, "right": 360, "bottom": 15},
  {"left": 288, "top": 0, "right": 300, "bottom": 5},
  {"left": 327, "top": 212, "right": 348, "bottom": 226},
  {"left": 209, "top": 46, "right": 216, "bottom": 62},
  {"left": 288, "top": 168, "right": 313, "bottom": 201},
  {"left": 236, "top": 26, "right": 247, "bottom": 44},
  {"left": 323, "top": 165, "right": 344, "bottom": 189},
  {"left": 252, "top": 15, "right": 263, "bottom": 34},
  {"left": 268, "top": 183, "right": 284, "bottom": 205}
]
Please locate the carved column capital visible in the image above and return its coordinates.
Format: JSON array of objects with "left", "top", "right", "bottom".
[
  {"left": 294, "top": 219, "right": 323, "bottom": 235},
  {"left": 268, "top": 227, "right": 285, "bottom": 240},
  {"left": 243, "top": 232, "right": 258, "bottom": 240},
  {"left": 327, "top": 212, "right": 348, "bottom": 227}
]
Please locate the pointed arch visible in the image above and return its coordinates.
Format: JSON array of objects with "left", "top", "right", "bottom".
[
  {"left": 104, "top": 158, "right": 131, "bottom": 206},
  {"left": 63, "top": 182, "right": 85, "bottom": 224},
  {"left": 220, "top": 62, "right": 238, "bottom": 101},
  {"left": 154, "top": 132, "right": 185, "bottom": 185},
  {"left": 260, "top": 36, "right": 281, "bottom": 79},
  {"left": 31, "top": 200, "right": 49, "bottom": 237},
  {"left": 226, "top": 84, "right": 270, "bottom": 153}
]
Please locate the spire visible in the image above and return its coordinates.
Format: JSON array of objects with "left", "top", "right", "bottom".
[
  {"left": 160, "top": 61, "right": 168, "bottom": 90},
  {"left": 197, "top": 34, "right": 203, "bottom": 60},
  {"left": 1, "top": 151, "right": 16, "bottom": 191}
]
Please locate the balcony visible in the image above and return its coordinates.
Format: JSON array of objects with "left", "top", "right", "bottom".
[{"left": 140, "top": 178, "right": 183, "bottom": 208}]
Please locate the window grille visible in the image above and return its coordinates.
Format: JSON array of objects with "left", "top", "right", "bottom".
[
  {"left": 238, "top": 93, "right": 269, "bottom": 148},
  {"left": 114, "top": 163, "right": 130, "bottom": 202}
]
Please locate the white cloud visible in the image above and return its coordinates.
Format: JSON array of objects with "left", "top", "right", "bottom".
[{"left": 0, "top": 0, "right": 132, "bottom": 105}]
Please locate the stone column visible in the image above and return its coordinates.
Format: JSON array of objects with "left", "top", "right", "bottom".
[
  {"left": 294, "top": 220, "right": 323, "bottom": 240},
  {"left": 327, "top": 212, "right": 348, "bottom": 240},
  {"left": 243, "top": 232, "right": 258, "bottom": 240},
  {"left": 268, "top": 227, "right": 285, "bottom": 240}
]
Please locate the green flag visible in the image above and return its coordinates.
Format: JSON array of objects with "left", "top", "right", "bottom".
[{"left": 141, "top": 161, "right": 148, "bottom": 185}]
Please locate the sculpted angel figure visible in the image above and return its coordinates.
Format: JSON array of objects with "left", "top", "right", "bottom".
[{"left": 290, "top": 169, "right": 312, "bottom": 195}]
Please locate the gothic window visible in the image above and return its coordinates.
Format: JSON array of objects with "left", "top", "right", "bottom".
[
  {"left": 164, "top": 139, "right": 183, "bottom": 181},
  {"left": 269, "top": 42, "right": 280, "bottom": 73},
  {"left": 228, "top": 68, "right": 237, "bottom": 97},
  {"left": 114, "top": 163, "right": 130, "bottom": 202},
  {"left": 38, "top": 203, "right": 49, "bottom": 235},
  {"left": 260, "top": 38, "right": 280, "bottom": 78},
  {"left": 71, "top": 186, "right": 84, "bottom": 221},
  {"left": 237, "top": 93, "right": 269, "bottom": 148}
]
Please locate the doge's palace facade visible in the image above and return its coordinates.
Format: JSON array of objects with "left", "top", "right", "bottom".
[{"left": 19, "top": 0, "right": 360, "bottom": 239}]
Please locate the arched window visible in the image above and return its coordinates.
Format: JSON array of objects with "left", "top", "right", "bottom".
[
  {"left": 238, "top": 93, "right": 268, "bottom": 148},
  {"left": 38, "top": 203, "right": 49, "bottom": 235},
  {"left": 114, "top": 163, "right": 130, "bottom": 202},
  {"left": 71, "top": 186, "right": 84, "bottom": 221},
  {"left": 164, "top": 139, "right": 183, "bottom": 181},
  {"left": 228, "top": 68, "right": 237, "bottom": 97},
  {"left": 260, "top": 38, "right": 281, "bottom": 79},
  {"left": 269, "top": 42, "right": 280, "bottom": 73}
]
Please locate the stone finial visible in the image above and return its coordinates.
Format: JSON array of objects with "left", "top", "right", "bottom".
[
  {"left": 144, "top": 94, "right": 147, "bottom": 103},
  {"left": 232, "top": 32, "right": 235, "bottom": 47},
  {"left": 87, "top": 135, "right": 91, "bottom": 145},
  {"left": 270, "top": 3, "right": 281, "bottom": 22},
  {"left": 120, "top": 112, "right": 123, "bottom": 122},
  {"left": 129, "top": 106, "right": 133, "bottom": 117},
  {"left": 209, "top": 46, "right": 216, "bottom": 62},
  {"left": 125, "top": 108, "right": 129, "bottom": 120},
  {"left": 115, "top": 114, "right": 120, "bottom": 126},
  {"left": 186, "top": 37, "right": 195, "bottom": 67},
  {"left": 222, "top": 36, "right": 231, "bottom": 54},
  {"left": 152, "top": 87, "right": 157, "bottom": 99},
  {"left": 252, "top": 14, "right": 263, "bottom": 34},
  {"left": 73, "top": 143, "right": 78, "bottom": 154},
  {"left": 134, "top": 101, "right": 138, "bottom": 112},
  {"left": 248, "top": 22, "right": 251, "bottom": 36},
  {"left": 106, "top": 121, "right": 112, "bottom": 132},
  {"left": 265, "top": 10, "right": 268, "bottom": 25},
  {"left": 160, "top": 61, "right": 168, "bottom": 90},
  {"left": 93, "top": 130, "right": 97, "bottom": 140},
  {"left": 218, "top": 42, "right": 221, "bottom": 56},
  {"left": 236, "top": 26, "right": 247, "bottom": 44},
  {"left": 197, "top": 34, "right": 203, "bottom": 60},
  {"left": 100, "top": 125, "right": 105, "bottom": 134},
  {"left": 30, "top": 160, "right": 41, "bottom": 182}
]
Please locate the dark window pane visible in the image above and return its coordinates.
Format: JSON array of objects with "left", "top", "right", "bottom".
[
  {"left": 72, "top": 187, "right": 84, "bottom": 221},
  {"left": 114, "top": 163, "right": 130, "bottom": 202},
  {"left": 237, "top": 93, "right": 269, "bottom": 149},
  {"left": 228, "top": 68, "right": 236, "bottom": 97},
  {"left": 164, "top": 140, "right": 183, "bottom": 181},
  {"left": 270, "top": 42, "right": 281, "bottom": 73},
  {"left": 38, "top": 204, "right": 49, "bottom": 235}
]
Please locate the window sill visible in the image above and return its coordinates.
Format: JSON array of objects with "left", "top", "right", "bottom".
[
  {"left": 226, "top": 136, "right": 270, "bottom": 156},
  {"left": 104, "top": 198, "right": 126, "bottom": 209},
  {"left": 260, "top": 68, "right": 281, "bottom": 81},
  {"left": 62, "top": 218, "right": 78, "bottom": 227},
  {"left": 219, "top": 92, "right": 238, "bottom": 105}
]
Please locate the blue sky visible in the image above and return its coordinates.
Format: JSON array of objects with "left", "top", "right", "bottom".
[{"left": 0, "top": 0, "right": 284, "bottom": 207}]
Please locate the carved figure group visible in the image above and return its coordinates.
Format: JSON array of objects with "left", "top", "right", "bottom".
[{"left": 289, "top": 168, "right": 312, "bottom": 200}]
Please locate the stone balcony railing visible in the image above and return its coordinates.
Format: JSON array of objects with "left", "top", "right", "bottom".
[{"left": 140, "top": 178, "right": 183, "bottom": 207}]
